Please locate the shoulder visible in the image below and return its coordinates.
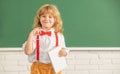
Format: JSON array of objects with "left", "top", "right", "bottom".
[
  {"left": 57, "top": 32, "right": 65, "bottom": 38},
  {"left": 57, "top": 32, "right": 63, "bottom": 35}
]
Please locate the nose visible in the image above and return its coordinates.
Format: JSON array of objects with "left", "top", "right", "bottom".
[{"left": 45, "top": 16, "right": 49, "bottom": 20}]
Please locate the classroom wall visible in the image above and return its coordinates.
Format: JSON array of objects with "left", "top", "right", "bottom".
[
  {"left": 0, "top": 48, "right": 120, "bottom": 74},
  {"left": 1, "top": 0, "right": 120, "bottom": 47}
]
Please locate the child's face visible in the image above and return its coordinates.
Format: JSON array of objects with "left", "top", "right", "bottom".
[{"left": 40, "top": 12, "right": 55, "bottom": 30}]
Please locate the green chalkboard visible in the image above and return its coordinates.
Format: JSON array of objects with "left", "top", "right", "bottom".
[{"left": 0, "top": 0, "right": 120, "bottom": 47}]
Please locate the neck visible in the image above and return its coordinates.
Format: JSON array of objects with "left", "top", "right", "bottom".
[{"left": 42, "top": 27, "right": 51, "bottom": 31}]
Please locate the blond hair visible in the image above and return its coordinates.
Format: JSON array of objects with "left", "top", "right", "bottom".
[{"left": 33, "top": 4, "right": 63, "bottom": 33}]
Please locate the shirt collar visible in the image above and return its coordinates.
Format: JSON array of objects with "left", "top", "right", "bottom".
[{"left": 41, "top": 28, "right": 55, "bottom": 32}]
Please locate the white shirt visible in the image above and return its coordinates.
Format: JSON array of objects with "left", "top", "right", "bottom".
[{"left": 22, "top": 28, "right": 69, "bottom": 64}]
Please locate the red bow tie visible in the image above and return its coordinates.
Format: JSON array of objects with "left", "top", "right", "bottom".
[{"left": 40, "top": 31, "right": 51, "bottom": 36}]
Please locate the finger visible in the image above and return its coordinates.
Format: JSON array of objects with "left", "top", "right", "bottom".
[
  {"left": 36, "top": 31, "right": 39, "bottom": 35},
  {"left": 32, "top": 30, "right": 36, "bottom": 36},
  {"left": 58, "top": 51, "right": 62, "bottom": 57}
]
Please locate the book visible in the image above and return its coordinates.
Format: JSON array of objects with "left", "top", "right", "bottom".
[{"left": 48, "top": 46, "right": 67, "bottom": 73}]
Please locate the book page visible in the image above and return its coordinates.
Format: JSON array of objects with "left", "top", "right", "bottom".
[{"left": 48, "top": 46, "right": 67, "bottom": 73}]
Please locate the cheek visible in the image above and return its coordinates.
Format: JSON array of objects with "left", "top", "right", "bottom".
[
  {"left": 40, "top": 18, "right": 42, "bottom": 23},
  {"left": 51, "top": 19, "right": 55, "bottom": 24},
  {"left": 51, "top": 20, "right": 54, "bottom": 24}
]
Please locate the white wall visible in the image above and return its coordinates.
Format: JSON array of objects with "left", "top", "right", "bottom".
[{"left": 0, "top": 48, "right": 120, "bottom": 74}]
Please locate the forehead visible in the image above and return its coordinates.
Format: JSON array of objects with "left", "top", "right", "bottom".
[
  {"left": 39, "top": 7, "right": 55, "bottom": 16},
  {"left": 42, "top": 11, "right": 53, "bottom": 16}
]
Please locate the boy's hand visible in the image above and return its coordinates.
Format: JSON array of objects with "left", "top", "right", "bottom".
[
  {"left": 59, "top": 48, "right": 67, "bottom": 57},
  {"left": 31, "top": 27, "right": 41, "bottom": 36}
]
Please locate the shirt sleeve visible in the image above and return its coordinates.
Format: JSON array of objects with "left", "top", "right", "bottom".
[
  {"left": 58, "top": 33, "right": 70, "bottom": 55},
  {"left": 22, "top": 36, "right": 36, "bottom": 52},
  {"left": 32, "top": 36, "right": 36, "bottom": 50}
]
